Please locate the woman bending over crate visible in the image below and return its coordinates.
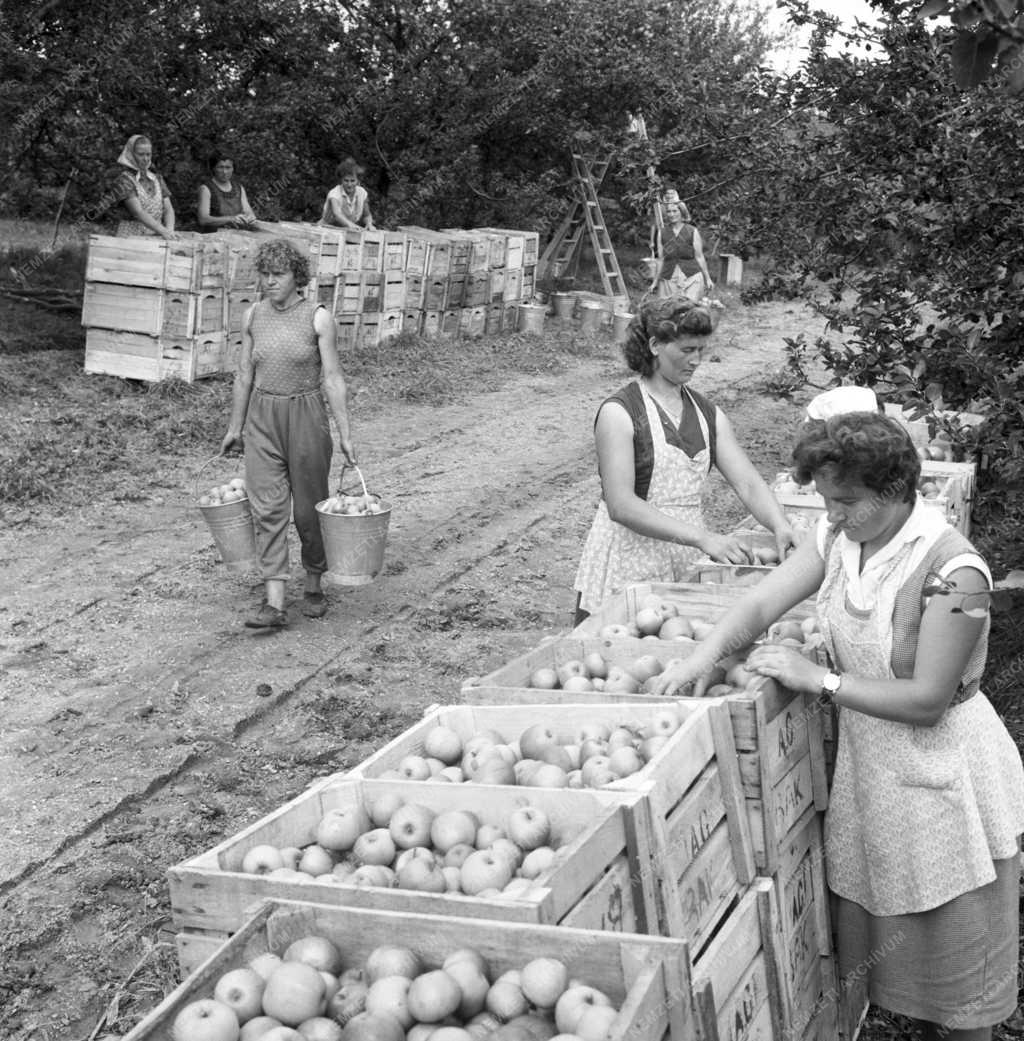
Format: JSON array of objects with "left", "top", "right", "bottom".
[
  {"left": 110, "top": 134, "right": 177, "bottom": 240},
  {"left": 654, "top": 410, "right": 1024, "bottom": 1041},
  {"left": 321, "top": 157, "right": 375, "bottom": 231},
  {"left": 220, "top": 238, "right": 357, "bottom": 629},
  {"left": 572, "top": 296, "right": 796, "bottom": 625},
  {"left": 197, "top": 151, "right": 257, "bottom": 232}
]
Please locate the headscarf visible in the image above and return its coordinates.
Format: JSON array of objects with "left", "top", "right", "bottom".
[
  {"left": 116, "top": 134, "right": 158, "bottom": 187},
  {"left": 805, "top": 386, "right": 879, "bottom": 421}
]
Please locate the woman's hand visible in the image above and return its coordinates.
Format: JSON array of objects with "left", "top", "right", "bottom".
[
  {"left": 220, "top": 431, "right": 244, "bottom": 456},
  {"left": 160, "top": 228, "right": 180, "bottom": 241},
  {"left": 338, "top": 438, "right": 357, "bottom": 466},
  {"left": 774, "top": 523, "right": 798, "bottom": 561},
  {"left": 745, "top": 644, "right": 824, "bottom": 695},
  {"left": 700, "top": 533, "right": 753, "bottom": 565},
  {"left": 651, "top": 658, "right": 715, "bottom": 696}
]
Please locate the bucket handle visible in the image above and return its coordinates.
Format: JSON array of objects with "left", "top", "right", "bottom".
[
  {"left": 335, "top": 463, "right": 370, "bottom": 499},
  {"left": 193, "top": 453, "right": 242, "bottom": 505}
]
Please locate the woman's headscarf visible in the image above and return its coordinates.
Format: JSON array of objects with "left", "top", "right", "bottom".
[{"left": 116, "top": 134, "right": 157, "bottom": 186}]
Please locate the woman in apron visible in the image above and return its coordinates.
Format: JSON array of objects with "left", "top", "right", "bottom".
[
  {"left": 111, "top": 134, "right": 177, "bottom": 240},
  {"left": 649, "top": 190, "right": 714, "bottom": 303},
  {"left": 573, "top": 296, "right": 796, "bottom": 624},
  {"left": 655, "top": 410, "right": 1024, "bottom": 1041}
]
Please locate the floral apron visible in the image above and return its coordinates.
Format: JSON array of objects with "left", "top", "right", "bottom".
[
  {"left": 116, "top": 174, "right": 165, "bottom": 238},
  {"left": 818, "top": 541, "right": 1014, "bottom": 916},
  {"left": 575, "top": 384, "right": 711, "bottom": 614}
]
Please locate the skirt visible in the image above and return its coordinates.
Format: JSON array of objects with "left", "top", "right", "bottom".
[{"left": 834, "top": 853, "right": 1021, "bottom": 1028}]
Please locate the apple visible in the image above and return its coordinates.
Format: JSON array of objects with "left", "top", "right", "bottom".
[
  {"left": 529, "top": 667, "right": 560, "bottom": 689},
  {"left": 506, "top": 806, "right": 551, "bottom": 850},
  {"left": 725, "top": 661, "right": 757, "bottom": 689},
  {"left": 527, "top": 763, "right": 569, "bottom": 788},
  {"left": 171, "top": 998, "right": 240, "bottom": 1041},
  {"left": 442, "top": 865, "right": 463, "bottom": 891},
  {"left": 249, "top": 953, "right": 284, "bottom": 982},
  {"left": 365, "top": 975, "right": 413, "bottom": 1029},
  {"left": 554, "top": 660, "right": 587, "bottom": 687},
  {"left": 406, "top": 969, "right": 463, "bottom": 1023},
  {"left": 753, "top": 545, "right": 781, "bottom": 565},
  {"left": 535, "top": 744, "right": 573, "bottom": 772},
  {"left": 602, "top": 667, "right": 640, "bottom": 695},
  {"left": 298, "top": 844, "right": 336, "bottom": 878},
  {"left": 423, "top": 725, "right": 464, "bottom": 764},
  {"left": 443, "top": 959, "right": 490, "bottom": 1018},
  {"left": 239, "top": 1016, "right": 284, "bottom": 1040},
  {"left": 627, "top": 655, "right": 663, "bottom": 682},
  {"left": 606, "top": 726, "right": 637, "bottom": 751},
  {"left": 443, "top": 842, "right": 476, "bottom": 868},
  {"left": 489, "top": 837, "right": 525, "bottom": 869},
  {"left": 514, "top": 759, "right": 542, "bottom": 785},
  {"left": 554, "top": 985, "right": 613, "bottom": 1035},
  {"left": 284, "top": 936, "right": 344, "bottom": 976},
  {"left": 326, "top": 981, "right": 368, "bottom": 1026},
  {"left": 607, "top": 745, "right": 644, "bottom": 778},
  {"left": 210, "top": 967, "right": 264, "bottom": 1025},
  {"left": 352, "top": 828, "right": 396, "bottom": 867},
  {"left": 561, "top": 675, "right": 595, "bottom": 693},
  {"left": 578, "top": 721, "right": 611, "bottom": 744},
  {"left": 337, "top": 1011, "right": 405, "bottom": 1041},
  {"left": 575, "top": 1003, "right": 619, "bottom": 1039},
  {"left": 579, "top": 755, "right": 612, "bottom": 787},
  {"left": 486, "top": 980, "right": 530, "bottom": 1022},
  {"left": 430, "top": 1030, "right": 474, "bottom": 1041},
  {"left": 397, "top": 856, "right": 448, "bottom": 892},
  {"left": 365, "top": 945, "right": 422, "bottom": 983},
  {"left": 689, "top": 619, "right": 716, "bottom": 641},
  {"left": 460, "top": 849, "right": 514, "bottom": 894},
  {"left": 241, "top": 845, "right": 286, "bottom": 875},
  {"left": 394, "top": 846, "right": 437, "bottom": 872},
  {"left": 316, "top": 807, "right": 370, "bottom": 853},
  {"left": 658, "top": 615, "right": 694, "bottom": 640},
  {"left": 431, "top": 809, "right": 480, "bottom": 852},
  {"left": 398, "top": 755, "right": 433, "bottom": 781},
  {"left": 474, "top": 754, "right": 517, "bottom": 785},
  {"left": 597, "top": 623, "right": 632, "bottom": 640},
  {"left": 475, "top": 824, "right": 506, "bottom": 848},
  {"left": 262, "top": 963, "right": 327, "bottom": 1027},
  {"left": 465, "top": 1011, "right": 502, "bottom": 1039},
  {"left": 440, "top": 766, "right": 465, "bottom": 783},
  {"left": 577, "top": 738, "right": 608, "bottom": 763},
  {"left": 367, "top": 793, "right": 404, "bottom": 828},
  {"left": 563, "top": 744, "right": 582, "bottom": 770},
  {"left": 520, "top": 957, "right": 570, "bottom": 1010},
  {"left": 491, "top": 743, "right": 519, "bottom": 765},
  {"left": 638, "top": 734, "right": 669, "bottom": 761},
  {"left": 443, "top": 947, "right": 490, "bottom": 977},
  {"left": 295, "top": 1018, "right": 343, "bottom": 1041},
  {"left": 567, "top": 770, "right": 584, "bottom": 788},
  {"left": 520, "top": 845, "right": 557, "bottom": 879},
  {"left": 389, "top": 803, "right": 435, "bottom": 849},
  {"left": 582, "top": 651, "right": 608, "bottom": 679},
  {"left": 519, "top": 724, "right": 562, "bottom": 761}
]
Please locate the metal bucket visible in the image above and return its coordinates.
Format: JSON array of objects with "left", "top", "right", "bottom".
[
  {"left": 579, "top": 301, "right": 605, "bottom": 335},
  {"left": 612, "top": 310, "right": 634, "bottom": 344},
  {"left": 316, "top": 465, "right": 392, "bottom": 586},
  {"left": 551, "top": 292, "right": 575, "bottom": 319},
  {"left": 194, "top": 455, "right": 258, "bottom": 572},
  {"left": 517, "top": 303, "right": 546, "bottom": 335}
]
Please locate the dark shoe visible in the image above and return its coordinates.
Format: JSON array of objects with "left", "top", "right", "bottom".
[
  {"left": 301, "top": 591, "right": 328, "bottom": 618},
  {"left": 245, "top": 601, "right": 288, "bottom": 629}
]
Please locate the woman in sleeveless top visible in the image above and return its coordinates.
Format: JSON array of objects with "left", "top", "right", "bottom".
[
  {"left": 655, "top": 411, "right": 1024, "bottom": 1041},
  {"left": 110, "top": 134, "right": 177, "bottom": 240},
  {"left": 197, "top": 151, "right": 256, "bottom": 232},
  {"left": 573, "top": 297, "right": 796, "bottom": 624},
  {"left": 650, "top": 191, "right": 713, "bottom": 303},
  {"left": 220, "top": 239, "right": 357, "bottom": 629},
  {"left": 321, "top": 157, "right": 375, "bottom": 231}
]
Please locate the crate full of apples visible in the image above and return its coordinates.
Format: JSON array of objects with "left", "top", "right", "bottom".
[
  {"left": 347, "top": 700, "right": 757, "bottom": 950},
  {"left": 168, "top": 777, "right": 658, "bottom": 975},
  {"left": 121, "top": 899, "right": 694, "bottom": 1041},
  {"left": 689, "top": 528, "right": 786, "bottom": 586}
]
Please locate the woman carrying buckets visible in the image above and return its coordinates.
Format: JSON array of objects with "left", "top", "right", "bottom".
[{"left": 220, "top": 238, "right": 357, "bottom": 629}]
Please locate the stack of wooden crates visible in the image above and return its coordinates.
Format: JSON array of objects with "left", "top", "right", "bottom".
[{"left": 82, "top": 223, "right": 540, "bottom": 383}]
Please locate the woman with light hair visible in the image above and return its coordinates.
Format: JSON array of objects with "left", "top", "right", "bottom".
[{"left": 649, "top": 189, "right": 713, "bottom": 302}]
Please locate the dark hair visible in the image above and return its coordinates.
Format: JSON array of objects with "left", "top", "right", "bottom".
[
  {"left": 792, "top": 412, "right": 921, "bottom": 504},
  {"left": 255, "top": 238, "right": 310, "bottom": 288},
  {"left": 622, "top": 297, "right": 714, "bottom": 377},
  {"left": 336, "top": 157, "right": 364, "bottom": 181},
  {"left": 208, "top": 151, "right": 234, "bottom": 172}
]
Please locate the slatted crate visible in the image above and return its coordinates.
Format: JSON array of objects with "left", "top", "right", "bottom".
[
  {"left": 489, "top": 267, "right": 507, "bottom": 303},
  {"left": 380, "top": 310, "right": 403, "bottom": 342},
  {"left": 84, "top": 233, "right": 226, "bottom": 291},
  {"left": 462, "top": 646, "right": 828, "bottom": 873},
  {"left": 503, "top": 267, "right": 524, "bottom": 302},
  {"left": 441, "top": 308, "right": 461, "bottom": 337},
  {"left": 475, "top": 226, "right": 534, "bottom": 268},
  {"left": 361, "top": 271, "right": 382, "bottom": 313},
  {"left": 359, "top": 230, "right": 384, "bottom": 271},
  {"left": 124, "top": 900, "right": 695, "bottom": 1041},
  {"left": 422, "top": 309, "right": 441, "bottom": 337},
  {"left": 84, "top": 329, "right": 226, "bottom": 383},
  {"left": 168, "top": 777, "right": 658, "bottom": 974},
  {"left": 340, "top": 229, "right": 363, "bottom": 272},
  {"left": 485, "top": 302, "right": 503, "bottom": 334},
  {"left": 216, "top": 229, "right": 268, "bottom": 289},
  {"left": 383, "top": 231, "right": 407, "bottom": 271},
  {"left": 447, "top": 274, "right": 467, "bottom": 308},
  {"left": 402, "top": 309, "right": 422, "bottom": 334},
  {"left": 347, "top": 700, "right": 755, "bottom": 950},
  {"left": 464, "top": 269, "right": 490, "bottom": 307},
  {"left": 502, "top": 302, "right": 519, "bottom": 330},
  {"left": 335, "top": 314, "right": 358, "bottom": 351},
  {"left": 459, "top": 305, "right": 486, "bottom": 338},
  {"left": 332, "top": 271, "right": 362, "bottom": 315},
  {"left": 424, "top": 273, "right": 448, "bottom": 310},
  {"left": 405, "top": 234, "right": 428, "bottom": 274},
  {"left": 357, "top": 313, "right": 381, "bottom": 348},
  {"left": 81, "top": 284, "right": 225, "bottom": 338},
  {"left": 691, "top": 878, "right": 789, "bottom": 1041},
  {"left": 405, "top": 273, "right": 425, "bottom": 309},
  {"left": 382, "top": 271, "right": 406, "bottom": 311},
  {"left": 225, "top": 289, "right": 256, "bottom": 336}
]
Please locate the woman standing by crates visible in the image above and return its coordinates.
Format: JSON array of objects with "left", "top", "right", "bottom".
[
  {"left": 220, "top": 239, "right": 357, "bottom": 629},
  {"left": 110, "top": 134, "right": 177, "bottom": 240},
  {"left": 655, "top": 411, "right": 1024, "bottom": 1041}
]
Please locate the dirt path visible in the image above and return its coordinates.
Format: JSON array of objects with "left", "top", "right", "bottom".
[{"left": 0, "top": 300, "right": 820, "bottom": 1040}]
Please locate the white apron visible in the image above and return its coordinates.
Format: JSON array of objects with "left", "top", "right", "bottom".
[
  {"left": 818, "top": 539, "right": 1024, "bottom": 916},
  {"left": 574, "top": 383, "right": 711, "bottom": 614}
]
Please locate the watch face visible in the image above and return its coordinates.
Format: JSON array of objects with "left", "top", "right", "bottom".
[{"left": 823, "top": 672, "right": 841, "bottom": 693}]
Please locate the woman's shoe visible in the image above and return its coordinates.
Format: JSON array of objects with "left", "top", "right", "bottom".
[
  {"left": 245, "top": 601, "right": 288, "bottom": 629},
  {"left": 301, "top": 591, "right": 328, "bottom": 618}
]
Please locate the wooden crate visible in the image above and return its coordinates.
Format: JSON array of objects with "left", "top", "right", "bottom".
[
  {"left": 402, "top": 309, "right": 422, "bottom": 335},
  {"left": 216, "top": 230, "right": 268, "bottom": 290},
  {"left": 332, "top": 271, "right": 362, "bottom": 315},
  {"left": 502, "top": 302, "right": 519, "bottom": 331},
  {"left": 573, "top": 581, "right": 818, "bottom": 640},
  {"left": 464, "top": 269, "right": 490, "bottom": 307},
  {"left": 405, "top": 273, "right": 425, "bottom": 309},
  {"left": 335, "top": 314, "right": 358, "bottom": 351},
  {"left": 311, "top": 227, "right": 345, "bottom": 279},
  {"left": 883, "top": 402, "right": 985, "bottom": 449},
  {"left": 361, "top": 271, "right": 382, "bottom": 313},
  {"left": 225, "top": 289, "right": 255, "bottom": 336},
  {"left": 379, "top": 310, "right": 403, "bottom": 342},
  {"left": 357, "top": 313, "right": 381, "bottom": 348},
  {"left": 382, "top": 271, "right": 406, "bottom": 311},
  {"left": 340, "top": 229, "right": 363, "bottom": 272},
  {"left": 458, "top": 305, "right": 486, "bottom": 338},
  {"left": 422, "top": 309, "right": 441, "bottom": 337},
  {"left": 449, "top": 237, "right": 472, "bottom": 276},
  {"left": 691, "top": 878, "right": 788, "bottom": 1041},
  {"left": 424, "top": 273, "right": 448, "bottom": 310},
  {"left": 84, "top": 329, "right": 225, "bottom": 383},
  {"left": 359, "top": 230, "right": 384, "bottom": 271},
  {"left": 503, "top": 267, "right": 524, "bottom": 302},
  {"left": 489, "top": 267, "right": 506, "bottom": 303},
  {"left": 347, "top": 700, "right": 755, "bottom": 949},
  {"left": 82, "top": 283, "right": 224, "bottom": 338},
  {"left": 383, "top": 231, "right": 407, "bottom": 271},
  {"left": 447, "top": 274, "right": 467, "bottom": 308},
  {"left": 475, "top": 227, "right": 532, "bottom": 268},
  {"left": 522, "top": 263, "right": 536, "bottom": 300},
  {"left": 125, "top": 900, "right": 695, "bottom": 1041},
  {"left": 168, "top": 777, "right": 657, "bottom": 972},
  {"left": 441, "top": 308, "right": 461, "bottom": 338},
  {"left": 84, "top": 233, "right": 225, "bottom": 291},
  {"left": 485, "top": 302, "right": 503, "bottom": 334},
  {"left": 405, "top": 234, "right": 429, "bottom": 275}
]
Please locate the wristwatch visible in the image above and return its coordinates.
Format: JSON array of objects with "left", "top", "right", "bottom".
[{"left": 821, "top": 670, "right": 842, "bottom": 700}]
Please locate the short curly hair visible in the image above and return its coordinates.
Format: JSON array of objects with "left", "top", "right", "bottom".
[
  {"left": 255, "top": 238, "right": 310, "bottom": 289},
  {"left": 622, "top": 296, "right": 714, "bottom": 377},
  {"left": 792, "top": 412, "right": 921, "bottom": 504}
]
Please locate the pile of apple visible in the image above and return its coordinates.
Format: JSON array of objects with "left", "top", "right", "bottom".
[
  {"left": 238, "top": 797, "right": 565, "bottom": 899},
  {"left": 317, "top": 492, "right": 387, "bottom": 516},
  {"left": 199, "top": 477, "right": 247, "bottom": 508},
  {"left": 917, "top": 439, "right": 954, "bottom": 462},
  {"left": 172, "top": 935, "right": 622, "bottom": 1040},
  {"left": 918, "top": 474, "right": 949, "bottom": 501}
]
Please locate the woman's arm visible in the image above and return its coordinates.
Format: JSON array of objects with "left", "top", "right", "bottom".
[
  {"left": 596, "top": 401, "right": 749, "bottom": 562},
  {"left": 652, "top": 535, "right": 826, "bottom": 694},
  {"left": 197, "top": 184, "right": 216, "bottom": 228},
  {"left": 316, "top": 308, "right": 357, "bottom": 464},
  {"left": 239, "top": 186, "right": 256, "bottom": 223},
  {"left": 220, "top": 306, "right": 256, "bottom": 454},
  {"left": 123, "top": 194, "right": 176, "bottom": 240},
  {"left": 692, "top": 228, "right": 713, "bottom": 291},
  {"left": 162, "top": 191, "right": 175, "bottom": 233},
  {"left": 326, "top": 193, "right": 361, "bottom": 230},
  {"left": 361, "top": 192, "right": 375, "bottom": 231},
  {"left": 746, "top": 565, "right": 989, "bottom": 726},
  {"left": 713, "top": 409, "right": 796, "bottom": 558}
]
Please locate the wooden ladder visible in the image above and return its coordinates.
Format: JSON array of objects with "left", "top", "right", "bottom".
[{"left": 539, "top": 152, "right": 626, "bottom": 300}]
